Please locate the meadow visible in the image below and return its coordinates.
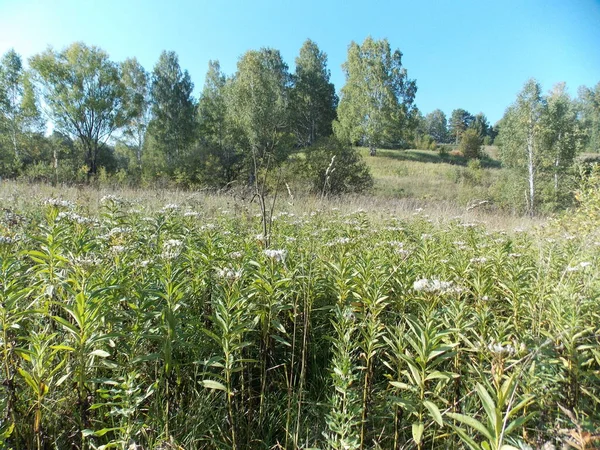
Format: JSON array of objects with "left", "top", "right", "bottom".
[{"left": 0, "top": 164, "right": 599, "bottom": 449}]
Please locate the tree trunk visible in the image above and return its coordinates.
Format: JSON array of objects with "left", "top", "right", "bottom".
[{"left": 527, "top": 129, "right": 535, "bottom": 216}]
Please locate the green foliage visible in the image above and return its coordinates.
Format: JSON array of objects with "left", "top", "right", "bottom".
[
  {"left": 424, "top": 109, "right": 449, "bottom": 144},
  {"left": 148, "top": 50, "right": 197, "bottom": 173},
  {"left": 460, "top": 128, "right": 484, "bottom": 159},
  {"left": 0, "top": 189, "right": 599, "bottom": 448},
  {"left": 449, "top": 108, "right": 474, "bottom": 144},
  {"left": 304, "top": 138, "right": 373, "bottom": 195},
  {"left": 29, "top": 42, "right": 127, "bottom": 175},
  {"left": 290, "top": 39, "right": 338, "bottom": 147},
  {"left": 334, "top": 36, "right": 417, "bottom": 149}
]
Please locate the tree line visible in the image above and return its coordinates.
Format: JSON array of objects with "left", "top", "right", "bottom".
[
  {"left": 0, "top": 38, "right": 407, "bottom": 192},
  {"left": 0, "top": 38, "right": 598, "bottom": 201}
]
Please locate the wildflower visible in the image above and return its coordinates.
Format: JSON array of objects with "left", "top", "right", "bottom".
[
  {"left": 263, "top": 249, "right": 287, "bottom": 262},
  {"left": 162, "top": 239, "right": 183, "bottom": 259},
  {"left": 44, "top": 198, "right": 74, "bottom": 209},
  {"left": 487, "top": 342, "right": 515, "bottom": 356},
  {"left": 579, "top": 261, "right": 592, "bottom": 269},
  {"left": 216, "top": 267, "right": 243, "bottom": 281},
  {"left": 201, "top": 224, "right": 216, "bottom": 231},
  {"left": 508, "top": 253, "right": 521, "bottom": 258},
  {"left": 100, "top": 194, "right": 120, "bottom": 204},
  {"left": 413, "top": 278, "right": 456, "bottom": 294},
  {"left": 421, "top": 233, "right": 432, "bottom": 240},
  {"left": 229, "top": 251, "right": 243, "bottom": 260},
  {"left": 111, "top": 245, "right": 126, "bottom": 254},
  {"left": 184, "top": 211, "right": 200, "bottom": 218},
  {"left": 470, "top": 257, "right": 488, "bottom": 264},
  {"left": 326, "top": 237, "right": 351, "bottom": 247},
  {"left": 0, "top": 236, "right": 16, "bottom": 245},
  {"left": 162, "top": 203, "right": 179, "bottom": 212}
]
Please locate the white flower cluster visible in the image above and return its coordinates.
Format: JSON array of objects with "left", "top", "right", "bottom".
[
  {"left": 111, "top": 245, "right": 126, "bottom": 254},
  {"left": 72, "top": 256, "right": 101, "bottom": 269},
  {"left": 161, "top": 203, "right": 179, "bottom": 212},
  {"left": 100, "top": 194, "right": 121, "bottom": 204},
  {"left": 162, "top": 239, "right": 183, "bottom": 259},
  {"left": 565, "top": 261, "right": 593, "bottom": 272},
  {"left": 57, "top": 211, "right": 94, "bottom": 225},
  {"left": 216, "top": 267, "right": 243, "bottom": 281},
  {"left": 470, "top": 257, "right": 489, "bottom": 264},
  {"left": 326, "top": 237, "right": 351, "bottom": 247},
  {"left": 488, "top": 342, "right": 516, "bottom": 356},
  {"left": 183, "top": 211, "right": 200, "bottom": 218},
  {"left": 0, "top": 235, "right": 17, "bottom": 245},
  {"left": 413, "top": 278, "right": 459, "bottom": 294},
  {"left": 263, "top": 249, "right": 287, "bottom": 262},
  {"left": 229, "top": 251, "right": 243, "bottom": 260},
  {"left": 44, "top": 198, "right": 74, "bottom": 209}
]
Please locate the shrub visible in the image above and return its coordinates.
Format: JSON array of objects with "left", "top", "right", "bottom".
[
  {"left": 459, "top": 128, "right": 483, "bottom": 159},
  {"left": 304, "top": 137, "right": 373, "bottom": 195}
]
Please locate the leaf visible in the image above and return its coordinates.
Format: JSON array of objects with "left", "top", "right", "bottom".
[
  {"left": 90, "top": 349, "right": 110, "bottom": 358},
  {"left": 389, "top": 381, "right": 412, "bottom": 390},
  {"left": 423, "top": 400, "right": 443, "bottom": 426},
  {"left": 200, "top": 380, "right": 227, "bottom": 392},
  {"left": 447, "top": 412, "right": 494, "bottom": 441},
  {"left": 412, "top": 422, "right": 424, "bottom": 444}
]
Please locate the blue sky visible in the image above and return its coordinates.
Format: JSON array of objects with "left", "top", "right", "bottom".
[{"left": 1, "top": 0, "right": 598, "bottom": 124}]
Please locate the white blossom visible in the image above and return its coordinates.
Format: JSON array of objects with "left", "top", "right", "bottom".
[{"left": 263, "top": 249, "right": 287, "bottom": 262}]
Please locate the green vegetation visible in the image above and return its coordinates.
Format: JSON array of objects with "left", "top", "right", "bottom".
[{"left": 0, "top": 168, "right": 598, "bottom": 449}]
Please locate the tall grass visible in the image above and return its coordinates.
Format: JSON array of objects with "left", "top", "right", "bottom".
[{"left": 0, "top": 178, "right": 598, "bottom": 449}]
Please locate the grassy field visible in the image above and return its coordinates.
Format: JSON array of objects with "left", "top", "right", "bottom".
[
  {"left": 358, "top": 147, "right": 502, "bottom": 205},
  {"left": 0, "top": 173, "right": 599, "bottom": 449}
]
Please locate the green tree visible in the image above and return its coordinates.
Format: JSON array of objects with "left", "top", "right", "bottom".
[
  {"left": 226, "top": 47, "right": 292, "bottom": 241},
  {"left": 290, "top": 39, "right": 338, "bottom": 147},
  {"left": 577, "top": 82, "right": 600, "bottom": 153},
  {"left": 543, "top": 83, "right": 583, "bottom": 202},
  {"left": 226, "top": 48, "right": 292, "bottom": 173},
  {"left": 30, "top": 42, "right": 127, "bottom": 176},
  {"left": 0, "top": 49, "right": 43, "bottom": 168},
  {"left": 449, "top": 108, "right": 474, "bottom": 144},
  {"left": 459, "top": 128, "right": 483, "bottom": 159},
  {"left": 497, "top": 79, "right": 545, "bottom": 215},
  {"left": 334, "top": 37, "right": 417, "bottom": 155},
  {"left": 148, "top": 50, "right": 196, "bottom": 172},
  {"left": 424, "top": 109, "right": 448, "bottom": 143},
  {"left": 304, "top": 137, "right": 373, "bottom": 195},
  {"left": 121, "top": 57, "right": 151, "bottom": 169},
  {"left": 469, "top": 112, "right": 490, "bottom": 142},
  {"left": 196, "top": 60, "right": 239, "bottom": 184}
]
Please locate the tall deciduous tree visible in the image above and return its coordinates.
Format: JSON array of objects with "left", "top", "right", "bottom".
[
  {"left": 227, "top": 48, "right": 291, "bottom": 170},
  {"left": 334, "top": 37, "right": 417, "bottom": 155},
  {"left": 291, "top": 39, "right": 338, "bottom": 147},
  {"left": 0, "top": 49, "right": 43, "bottom": 164},
  {"left": 577, "top": 82, "right": 600, "bottom": 153},
  {"left": 30, "top": 42, "right": 126, "bottom": 175},
  {"left": 449, "top": 109, "right": 474, "bottom": 144},
  {"left": 497, "top": 79, "right": 545, "bottom": 215},
  {"left": 543, "top": 83, "right": 582, "bottom": 198},
  {"left": 148, "top": 50, "right": 196, "bottom": 171},
  {"left": 121, "top": 57, "right": 151, "bottom": 168},
  {"left": 424, "top": 109, "right": 448, "bottom": 143},
  {"left": 197, "top": 60, "right": 239, "bottom": 183}
]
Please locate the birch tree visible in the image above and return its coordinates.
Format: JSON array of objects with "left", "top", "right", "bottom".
[
  {"left": 334, "top": 37, "right": 417, "bottom": 155},
  {"left": 497, "top": 79, "right": 545, "bottom": 215}
]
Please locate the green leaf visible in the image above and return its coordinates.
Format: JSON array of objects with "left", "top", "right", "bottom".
[
  {"left": 200, "top": 379, "right": 227, "bottom": 392},
  {"left": 90, "top": 349, "right": 110, "bottom": 358},
  {"left": 447, "top": 412, "right": 494, "bottom": 441},
  {"left": 423, "top": 400, "right": 443, "bottom": 426},
  {"left": 412, "top": 422, "right": 424, "bottom": 444}
]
